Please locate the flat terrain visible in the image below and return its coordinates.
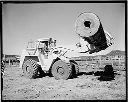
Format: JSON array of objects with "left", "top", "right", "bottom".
[{"left": 2, "top": 65, "right": 126, "bottom": 100}]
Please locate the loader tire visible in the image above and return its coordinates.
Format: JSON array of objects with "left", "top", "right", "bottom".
[
  {"left": 22, "top": 59, "right": 39, "bottom": 79},
  {"left": 51, "top": 60, "right": 72, "bottom": 80}
]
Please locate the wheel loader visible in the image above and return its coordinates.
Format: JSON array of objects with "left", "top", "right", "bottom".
[{"left": 20, "top": 12, "right": 114, "bottom": 80}]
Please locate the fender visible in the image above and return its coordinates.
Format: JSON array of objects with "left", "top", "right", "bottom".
[
  {"left": 20, "top": 49, "right": 40, "bottom": 68},
  {"left": 20, "top": 49, "right": 29, "bottom": 68},
  {"left": 59, "top": 55, "right": 70, "bottom": 63}
]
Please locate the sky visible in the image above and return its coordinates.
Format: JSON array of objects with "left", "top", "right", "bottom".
[{"left": 2, "top": 3, "right": 125, "bottom": 55}]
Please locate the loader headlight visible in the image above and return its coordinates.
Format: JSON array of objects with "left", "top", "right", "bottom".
[
  {"left": 53, "top": 50, "right": 59, "bottom": 54},
  {"left": 53, "top": 49, "right": 61, "bottom": 54}
]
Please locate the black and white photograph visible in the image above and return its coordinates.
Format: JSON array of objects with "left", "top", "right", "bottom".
[{"left": 1, "top": 2, "right": 126, "bottom": 100}]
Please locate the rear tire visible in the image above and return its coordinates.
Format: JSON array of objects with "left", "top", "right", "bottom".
[
  {"left": 22, "top": 59, "right": 39, "bottom": 79},
  {"left": 51, "top": 60, "right": 72, "bottom": 80}
]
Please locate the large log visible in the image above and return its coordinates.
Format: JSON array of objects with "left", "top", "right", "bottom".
[{"left": 75, "top": 12, "right": 108, "bottom": 53}]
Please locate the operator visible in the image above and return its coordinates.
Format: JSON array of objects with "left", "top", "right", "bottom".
[{"left": 38, "top": 42, "right": 48, "bottom": 55}]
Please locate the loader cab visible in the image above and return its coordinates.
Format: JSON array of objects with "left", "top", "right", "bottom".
[
  {"left": 37, "top": 38, "right": 56, "bottom": 55},
  {"left": 37, "top": 38, "right": 57, "bottom": 69}
]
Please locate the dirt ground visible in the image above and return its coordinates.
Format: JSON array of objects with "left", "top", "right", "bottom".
[{"left": 2, "top": 65, "right": 126, "bottom": 100}]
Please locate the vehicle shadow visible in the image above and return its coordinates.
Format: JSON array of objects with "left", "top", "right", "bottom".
[
  {"left": 36, "top": 65, "right": 117, "bottom": 81},
  {"left": 36, "top": 70, "right": 116, "bottom": 81},
  {"left": 77, "top": 71, "right": 116, "bottom": 81}
]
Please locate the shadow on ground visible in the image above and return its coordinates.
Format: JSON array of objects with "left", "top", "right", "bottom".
[
  {"left": 27, "top": 64, "right": 120, "bottom": 82},
  {"left": 36, "top": 70, "right": 117, "bottom": 81},
  {"left": 77, "top": 71, "right": 118, "bottom": 81}
]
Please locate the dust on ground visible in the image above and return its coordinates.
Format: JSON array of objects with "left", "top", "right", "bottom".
[{"left": 2, "top": 65, "right": 126, "bottom": 100}]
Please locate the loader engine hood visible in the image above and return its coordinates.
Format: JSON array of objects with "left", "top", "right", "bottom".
[{"left": 52, "top": 45, "right": 76, "bottom": 58}]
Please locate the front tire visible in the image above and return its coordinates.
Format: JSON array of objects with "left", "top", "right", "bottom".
[
  {"left": 51, "top": 60, "right": 72, "bottom": 80},
  {"left": 22, "top": 59, "right": 39, "bottom": 79}
]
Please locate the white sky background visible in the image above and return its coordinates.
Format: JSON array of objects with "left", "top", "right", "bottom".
[{"left": 2, "top": 3, "right": 125, "bottom": 55}]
